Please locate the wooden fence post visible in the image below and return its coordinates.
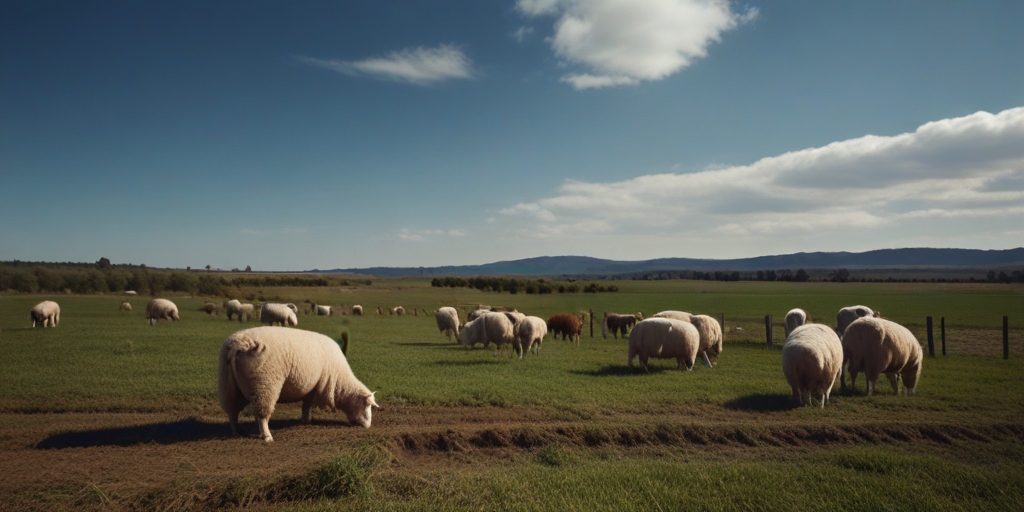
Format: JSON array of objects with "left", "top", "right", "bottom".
[
  {"left": 720, "top": 313, "right": 725, "bottom": 334},
  {"left": 941, "top": 317, "right": 946, "bottom": 356},
  {"left": 1004, "top": 316, "right": 1010, "bottom": 360},
  {"left": 589, "top": 309, "right": 594, "bottom": 338},
  {"left": 765, "top": 314, "right": 773, "bottom": 348},
  {"left": 926, "top": 317, "right": 934, "bottom": 357}
]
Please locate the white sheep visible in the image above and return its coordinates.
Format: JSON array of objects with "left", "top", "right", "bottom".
[
  {"left": 515, "top": 316, "right": 548, "bottom": 358},
  {"left": 285, "top": 303, "right": 299, "bottom": 313},
  {"left": 260, "top": 303, "right": 298, "bottom": 327},
  {"left": 435, "top": 307, "right": 460, "bottom": 341},
  {"left": 457, "top": 312, "right": 515, "bottom": 352},
  {"left": 124, "top": 290, "right": 138, "bottom": 296},
  {"left": 119, "top": 301, "right": 132, "bottom": 311},
  {"left": 653, "top": 310, "right": 693, "bottom": 322},
  {"left": 782, "top": 324, "right": 844, "bottom": 408},
  {"left": 466, "top": 308, "right": 490, "bottom": 322},
  {"left": 237, "top": 303, "right": 255, "bottom": 322},
  {"left": 317, "top": 305, "right": 333, "bottom": 316},
  {"left": 836, "top": 305, "right": 878, "bottom": 338},
  {"left": 503, "top": 310, "right": 526, "bottom": 326},
  {"left": 352, "top": 305, "right": 363, "bottom": 316},
  {"left": 784, "top": 308, "right": 808, "bottom": 337},
  {"left": 145, "top": 298, "right": 179, "bottom": 326},
  {"left": 842, "top": 317, "right": 922, "bottom": 396},
  {"left": 628, "top": 318, "right": 700, "bottom": 371},
  {"left": 224, "top": 300, "right": 242, "bottom": 320},
  {"left": 391, "top": 306, "right": 405, "bottom": 316},
  {"left": 30, "top": 301, "right": 60, "bottom": 328},
  {"left": 218, "top": 326, "right": 379, "bottom": 442},
  {"left": 691, "top": 314, "right": 723, "bottom": 368}
]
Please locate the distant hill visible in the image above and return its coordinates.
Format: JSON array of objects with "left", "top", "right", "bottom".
[{"left": 313, "top": 248, "right": 1024, "bottom": 277}]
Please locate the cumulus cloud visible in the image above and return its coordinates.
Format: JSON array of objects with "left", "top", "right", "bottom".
[
  {"left": 518, "top": 0, "right": 756, "bottom": 89},
  {"left": 296, "top": 45, "right": 472, "bottom": 85},
  {"left": 500, "top": 107, "right": 1024, "bottom": 250}
]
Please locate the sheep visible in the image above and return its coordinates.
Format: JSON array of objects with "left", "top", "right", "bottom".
[
  {"left": 547, "top": 313, "right": 583, "bottom": 345},
  {"left": 784, "top": 308, "right": 808, "bottom": 337},
  {"left": 515, "top": 316, "right": 548, "bottom": 358},
  {"left": 119, "top": 301, "right": 132, "bottom": 311},
  {"left": 691, "top": 314, "right": 724, "bottom": 368},
  {"left": 145, "top": 298, "right": 179, "bottom": 326},
  {"left": 237, "top": 303, "right": 255, "bottom": 322},
  {"left": 30, "top": 301, "right": 60, "bottom": 328},
  {"left": 284, "top": 303, "right": 298, "bottom": 313},
  {"left": 391, "top": 306, "right": 405, "bottom": 316},
  {"left": 782, "top": 324, "right": 844, "bottom": 408},
  {"left": 457, "top": 312, "right": 515, "bottom": 352},
  {"left": 603, "top": 312, "right": 640, "bottom": 339},
  {"left": 260, "top": 303, "right": 298, "bottom": 327},
  {"left": 200, "top": 302, "right": 220, "bottom": 315},
  {"left": 224, "top": 300, "right": 242, "bottom": 320},
  {"left": 317, "top": 305, "right": 333, "bottom": 316},
  {"left": 352, "top": 305, "right": 363, "bottom": 316},
  {"left": 836, "top": 305, "right": 879, "bottom": 338},
  {"left": 503, "top": 310, "right": 526, "bottom": 326},
  {"left": 841, "top": 317, "right": 922, "bottom": 396},
  {"left": 653, "top": 310, "right": 693, "bottom": 322},
  {"left": 218, "top": 326, "right": 379, "bottom": 442},
  {"left": 628, "top": 318, "right": 700, "bottom": 371},
  {"left": 467, "top": 308, "right": 490, "bottom": 322},
  {"left": 435, "top": 307, "right": 460, "bottom": 341},
  {"left": 376, "top": 306, "right": 383, "bottom": 315},
  {"left": 124, "top": 290, "right": 138, "bottom": 296}
]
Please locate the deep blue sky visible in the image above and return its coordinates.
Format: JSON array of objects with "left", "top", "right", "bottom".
[{"left": 3, "top": 1, "right": 1023, "bottom": 270}]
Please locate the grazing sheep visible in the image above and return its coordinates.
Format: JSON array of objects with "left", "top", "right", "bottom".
[
  {"left": 237, "top": 303, "right": 255, "bottom": 322},
  {"left": 260, "top": 303, "right": 298, "bottom": 327},
  {"left": 376, "top": 306, "right": 382, "bottom": 315},
  {"left": 218, "top": 326, "right": 379, "bottom": 442},
  {"left": 145, "top": 298, "right": 179, "bottom": 326},
  {"left": 317, "top": 305, "right": 332, "bottom": 316},
  {"left": 457, "top": 312, "right": 515, "bottom": 351},
  {"left": 224, "top": 300, "right": 242, "bottom": 320},
  {"left": 119, "top": 301, "right": 132, "bottom": 311},
  {"left": 435, "top": 307, "right": 460, "bottom": 341},
  {"left": 200, "top": 302, "right": 220, "bottom": 315},
  {"left": 691, "top": 314, "right": 724, "bottom": 368},
  {"left": 391, "top": 306, "right": 405, "bottom": 316},
  {"left": 782, "top": 324, "right": 844, "bottom": 408},
  {"left": 352, "top": 305, "right": 363, "bottom": 316},
  {"left": 842, "top": 317, "right": 922, "bottom": 396},
  {"left": 547, "top": 313, "right": 583, "bottom": 344},
  {"left": 836, "top": 305, "right": 879, "bottom": 338},
  {"left": 628, "top": 318, "right": 700, "bottom": 371},
  {"left": 603, "top": 312, "right": 640, "bottom": 339},
  {"left": 515, "top": 316, "right": 548, "bottom": 358},
  {"left": 124, "top": 290, "right": 138, "bottom": 296},
  {"left": 785, "top": 308, "right": 808, "bottom": 337},
  {"left": 467, "top": 308, "right": 490, "bottom": 322},
  {"left": 30, "top": 301, "right": 60, "bottom": 328},
  {"left": 284, "top": 303, "right": 298, "bottom": 314},
  {"left": 503, "top": 310, "right": 526, "bottom": 326},
  {"left": 653, "top": 310, "right": 693, "bottom": 322}
]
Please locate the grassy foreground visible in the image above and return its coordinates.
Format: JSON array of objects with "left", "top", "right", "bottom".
[{"left": 1, "top": 279, "right": 1022, "bottom": 510}]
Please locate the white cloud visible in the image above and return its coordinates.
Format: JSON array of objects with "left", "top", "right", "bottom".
[
  {"left": 399, "top": 228, "right": 467, "bottom": 242},
  {"left": 296, "top": 45, "right": 472, "bottom": 85},
  {"left": 518, "top": 0, "right": 756, "bottom": 89},
  {"left": 500, "top": 107, "right": 1024, "bottom": 252},
  {"left": 512, "top": 26, "right": 535, "bottom": 42}
]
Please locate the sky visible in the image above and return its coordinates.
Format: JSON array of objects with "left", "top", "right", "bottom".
[{"left": 2, "top": 0, "right": 1023, "bottom": 271}]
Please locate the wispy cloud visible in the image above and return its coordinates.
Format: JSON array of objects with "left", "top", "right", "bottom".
[
  {"left": 500, "top": 107, "right": 1024, "bottom": 253},
  {"left": 398, "top": 228, "right": 467, "bottom": 242},
  {"left": 296, "top": 45, "right": 472, "bottom": 85},
  {"left": 518, "top": 0, "right": 756, "bottom": 89},
  {"left": 512, "top": 26, "right": 535, "bottom": 42}
]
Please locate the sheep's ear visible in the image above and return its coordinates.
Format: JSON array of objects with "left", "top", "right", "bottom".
[{"left": 367, "top": 391, "right": 380, "bottom": 409}]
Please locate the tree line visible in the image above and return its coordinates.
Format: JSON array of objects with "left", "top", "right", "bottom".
[{"left": 430, "top": 276, "right": 618, "bottom": 294}]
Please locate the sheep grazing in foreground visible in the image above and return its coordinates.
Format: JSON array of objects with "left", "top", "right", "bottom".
[
  {"left": 836, "top": 305, "right": 879, "bottom": 338},
  {"left": 628, "top": 318, "right": 700, "bottom": 371},
  {"left": 30, "top": 301, "right": 60, "bottom": 328},
  {"left": 352, "top": 305, "right": 363, "bottom": 316},
  {"left": 603, "top": 312, "right": 641, "bottom": 339},
  {"left": 467, "top": 308, "right": 490, "bottom": 322},
  {"left": 653, "top": 310, "right": 693, "bottom": 322},
  {"left": 782, "top": 324, "right": 843, "bottom": 408},
  {"left": 457, "top": 312, "right": 515, "bottom": 352},
  {"left": 515, "top": 316, "right": 548, "bottom": 358},
  {"left": 200, "top": 302, "right": 220, "bottom": 315},
  {"left": 435, "top": 307, "right": 460, "bottom": 341},
  {"left": 119, "top": 302, "right": 132, "bottom": 311},
  {"left": 784, "top": 308, "right": 808, "bottom": 337},
  {"left": 218, "top": 326, "right": 378, "bottom": 442},
  {"left": 842, "top": 317, "right": 922, "bottom": 396},
  {"left": 391, "top": 306, "right": 405, "bottom": 316},
  {"left": 260, "top": 303, "right": 298, "bottom": 327},
  {"left": 691, "top": 314, "right": 724, "bottom": 368},
  {"left": 547, "top": 313, "right": 583, "bottom": 345},
  {"left": 317, "top": 305, "right": 332, "bottom": 316},
  {"left": 145, "top": 299, "right": 179, "bottom": 326}
]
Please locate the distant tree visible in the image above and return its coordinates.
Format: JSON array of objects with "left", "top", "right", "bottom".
[
  {"left": 795, "top": 269, "right": 810, "bottom": 282},
  {"left": 206, "top": 265, "right": 212, "bottom": 272},
  {"left": 96, "top": 257, "right": 111, "bottom": 270},
  {"left": 245, "top": 265, "right": 252, "bottom": 272},
  {"left": 829, "top": 269, "right": 850, "bottom": 283}
]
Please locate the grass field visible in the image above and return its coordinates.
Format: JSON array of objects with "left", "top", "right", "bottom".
[{"left": 1, "top": 279, "right": 1023, "bottom": 510}]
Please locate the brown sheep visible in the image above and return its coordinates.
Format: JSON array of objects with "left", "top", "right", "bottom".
[
  {"left": 603, "top": 312, "right": 641, "bottom": 339},
  {"left": 547, "top": 313, "right": 583, "bottom": 345}
]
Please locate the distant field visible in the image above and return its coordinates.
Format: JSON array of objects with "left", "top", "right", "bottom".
[{"left": 0, "top": 280, "right": 1022, "bottom": 510}]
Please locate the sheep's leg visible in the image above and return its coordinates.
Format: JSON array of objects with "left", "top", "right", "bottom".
[
  {"left": 820, "top": 393, "right": 826, "bottom": 409},
  {"left": 257, "top": 416, "right": 274, "bottom": 442},
  {"left": 700, "top": 351, "right": 713, "bottom": 369},
  {"left": 301, "top": 397, "right": 313, "bottom": 423},
  {"left": 886, "top": 374, "right": 899, "bottom": 395}
]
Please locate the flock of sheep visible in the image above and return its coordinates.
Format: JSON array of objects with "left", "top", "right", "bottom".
[{"left": 25, "top": 296, "right": 922, "bottom": 441}]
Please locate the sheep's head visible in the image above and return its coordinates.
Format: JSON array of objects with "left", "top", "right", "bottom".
[
  {"left": 706, "top": 341, "right": 723, "bottom": 365},
  {"left": 343, "top": 391, "right": 380, "bottom": 428}
]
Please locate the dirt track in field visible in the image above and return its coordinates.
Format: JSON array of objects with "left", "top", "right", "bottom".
[{"left": 3, "top": 402, "right": 1024, "bottom": 508}]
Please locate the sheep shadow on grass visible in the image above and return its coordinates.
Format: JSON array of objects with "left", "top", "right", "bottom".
[
  {"left": 571, "top": 364, "right": 673, "bottom": 377},
  {"left": 36, "top": 417, "right": 357, "bottom": 449},
  {"left": 724, "top": 393, "right": 800, "bottom": 412}
]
